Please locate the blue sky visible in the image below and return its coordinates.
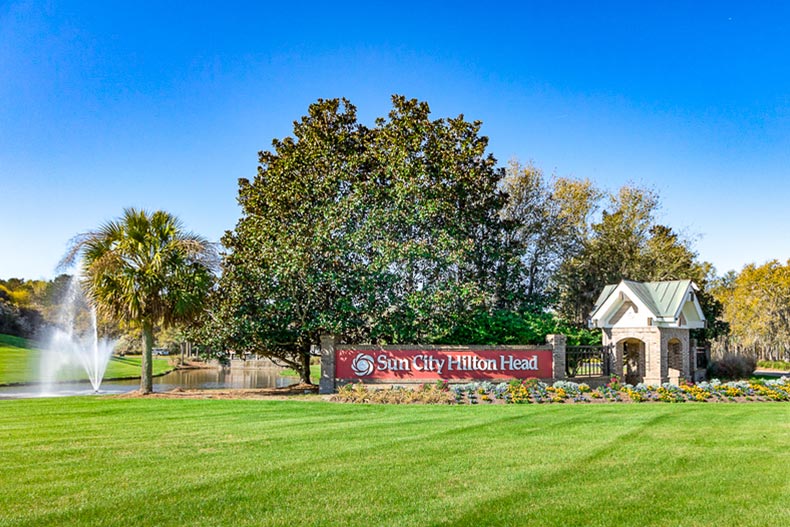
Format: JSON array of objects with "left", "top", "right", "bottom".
[{"left": 1, "top": 1, "right": 788, "bottom": 280}]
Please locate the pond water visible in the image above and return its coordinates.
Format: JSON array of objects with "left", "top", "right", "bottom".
[{"left": 0, "top": 367, "right": 298, "bottom": 399}]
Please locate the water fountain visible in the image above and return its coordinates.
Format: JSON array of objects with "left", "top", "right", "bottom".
[{"left": 40, "top": 276, "right": 116, "bottom": 394}]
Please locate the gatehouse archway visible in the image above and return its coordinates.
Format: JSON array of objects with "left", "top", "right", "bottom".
[{"left": 617, "top": 338, "right": 646, "bottom": 385}]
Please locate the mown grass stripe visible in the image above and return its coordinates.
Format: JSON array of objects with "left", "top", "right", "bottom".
[{"left": 0, "top": 398, "right": 786, "bottom": 527}]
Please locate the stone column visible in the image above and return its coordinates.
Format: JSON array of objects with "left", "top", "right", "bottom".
[
  {"left": 688, "top": 338, "right": 697, "bottom": 381},
  {"left": 679, "top": 334, "right": 690, "bottom": 381},
  {"left": 610, "top": 330, "right": 625, "bottom": 381},
  {"left": 643, "top": 329, "right": 664, "bottom": 387},
  {"left": 319, "top": 334, "right": 336, "bottom": 394},
  {"left": 603, "top": 329, "right": 618, "bottom": 378},
  {"left": 547, "top": 334, "right": 566, "bottom": 381}
]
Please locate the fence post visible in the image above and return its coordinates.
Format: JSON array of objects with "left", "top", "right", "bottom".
[
  {"left": 604, "top": 344, "right": 613, "bottom": 377},
  {"left": 689, "top": 338, "right": 697, "bottom": 381},
  {"left": 319, "top": 334, "right": 336, "bottom": 394},
  {"left": 547, "top": 334, "right": 567, "bottom": 381}
]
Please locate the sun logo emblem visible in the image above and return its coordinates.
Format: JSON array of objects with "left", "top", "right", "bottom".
[{"left": 351, "top": 353, "right": 375, "bottom": 376}]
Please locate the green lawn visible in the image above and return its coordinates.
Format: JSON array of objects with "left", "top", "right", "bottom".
[
  {"left": 281, "top": 364, "right": 321, "bottom": 379},
  {"left": 0, "top": 398, "right": 787, "bottom": 526},
  {"left": 0, "top": 334, "right": 173, "bottom": 385}
]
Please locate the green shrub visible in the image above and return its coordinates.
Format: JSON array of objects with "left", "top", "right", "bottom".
[
  {"left": 435, "top": 309, "right": 601, "bottom": 346},
  {"left": 708, "top": 354, "right": 757, "bottom": 380}
]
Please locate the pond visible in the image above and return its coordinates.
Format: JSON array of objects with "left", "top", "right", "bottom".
[{"left": 0, "top": 367, "right": 299, "bottom": 399}]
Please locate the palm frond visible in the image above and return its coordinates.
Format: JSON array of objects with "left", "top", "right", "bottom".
[{"left": 58, "top": 208, "right": 216, "bottom": 328}]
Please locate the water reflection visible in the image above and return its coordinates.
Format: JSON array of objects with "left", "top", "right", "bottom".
[
  {"left": 0, "top": 367, "right": 298, "bottom": 399},
  {"left": 148, "top": 368, "right": 297, "bottom": 390}
]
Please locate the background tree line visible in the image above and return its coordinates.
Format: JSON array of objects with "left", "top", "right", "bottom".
[
  {"left": 710, "top": 260, "right": 790, "bottom": 361},
  {"left": 0, "top": 274, "right": 195, "bottom": 357},
  {"left": 0, "top": 275, "right": 70, "bottom": 338}
]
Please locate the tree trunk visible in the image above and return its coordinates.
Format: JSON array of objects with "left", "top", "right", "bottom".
[
  {"left": 301, "top": 351, "right": 312, "bottom": 385},
  {"left": 140, "top": 319, "right": 154, "bottom": 394}
]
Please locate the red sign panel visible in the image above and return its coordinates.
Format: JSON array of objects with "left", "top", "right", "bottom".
[{"left": 336, "top": 348, "right": 553, "bottom": 381}]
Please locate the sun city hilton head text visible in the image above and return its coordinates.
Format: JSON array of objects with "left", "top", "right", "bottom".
[{"left": 375, "top": 353, "right": 539, "bottom": 376}]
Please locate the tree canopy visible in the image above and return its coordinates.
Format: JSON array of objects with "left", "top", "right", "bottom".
[
  {"left": 209, "top": 96, "right": 517, "bottom": 382},
  {"left": 500, "top": 160, "right": 599, "bottom": 306},
  {"left": 553, "top": 185, "right": 714, "bottom": 326}
]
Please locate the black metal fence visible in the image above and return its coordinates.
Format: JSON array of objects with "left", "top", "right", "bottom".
[{"left": 566, "top": 345, "right": 612, "bottom": 378}]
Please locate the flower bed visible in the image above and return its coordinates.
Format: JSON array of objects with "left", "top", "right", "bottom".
[{"left": 330, "top": 377, "right": 790, "bottom": 404}]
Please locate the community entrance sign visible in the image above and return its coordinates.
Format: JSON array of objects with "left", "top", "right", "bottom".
[
  {"left": 319, "top": 335, "right": 568, "bottom": 393},
  {"left": 336, "top": 348, "right": 553, "bottom": 381}
]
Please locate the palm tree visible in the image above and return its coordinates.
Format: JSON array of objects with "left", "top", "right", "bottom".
[{"left": 61, "top": 208, "right": 218, "bottom": 393}]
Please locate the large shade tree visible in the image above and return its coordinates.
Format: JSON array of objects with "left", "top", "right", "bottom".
[
  {"left": 62, "top": 208, "right": 217, "bottom": 393},
  {"left": 553, "top": 185, "right": 717, "bottom": 327},
  {"left": 208, "top": 96, "right": 513, "bottom": 383},
  {"left": 500, "top": 160, "right": 600, "bottom": 306}
]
